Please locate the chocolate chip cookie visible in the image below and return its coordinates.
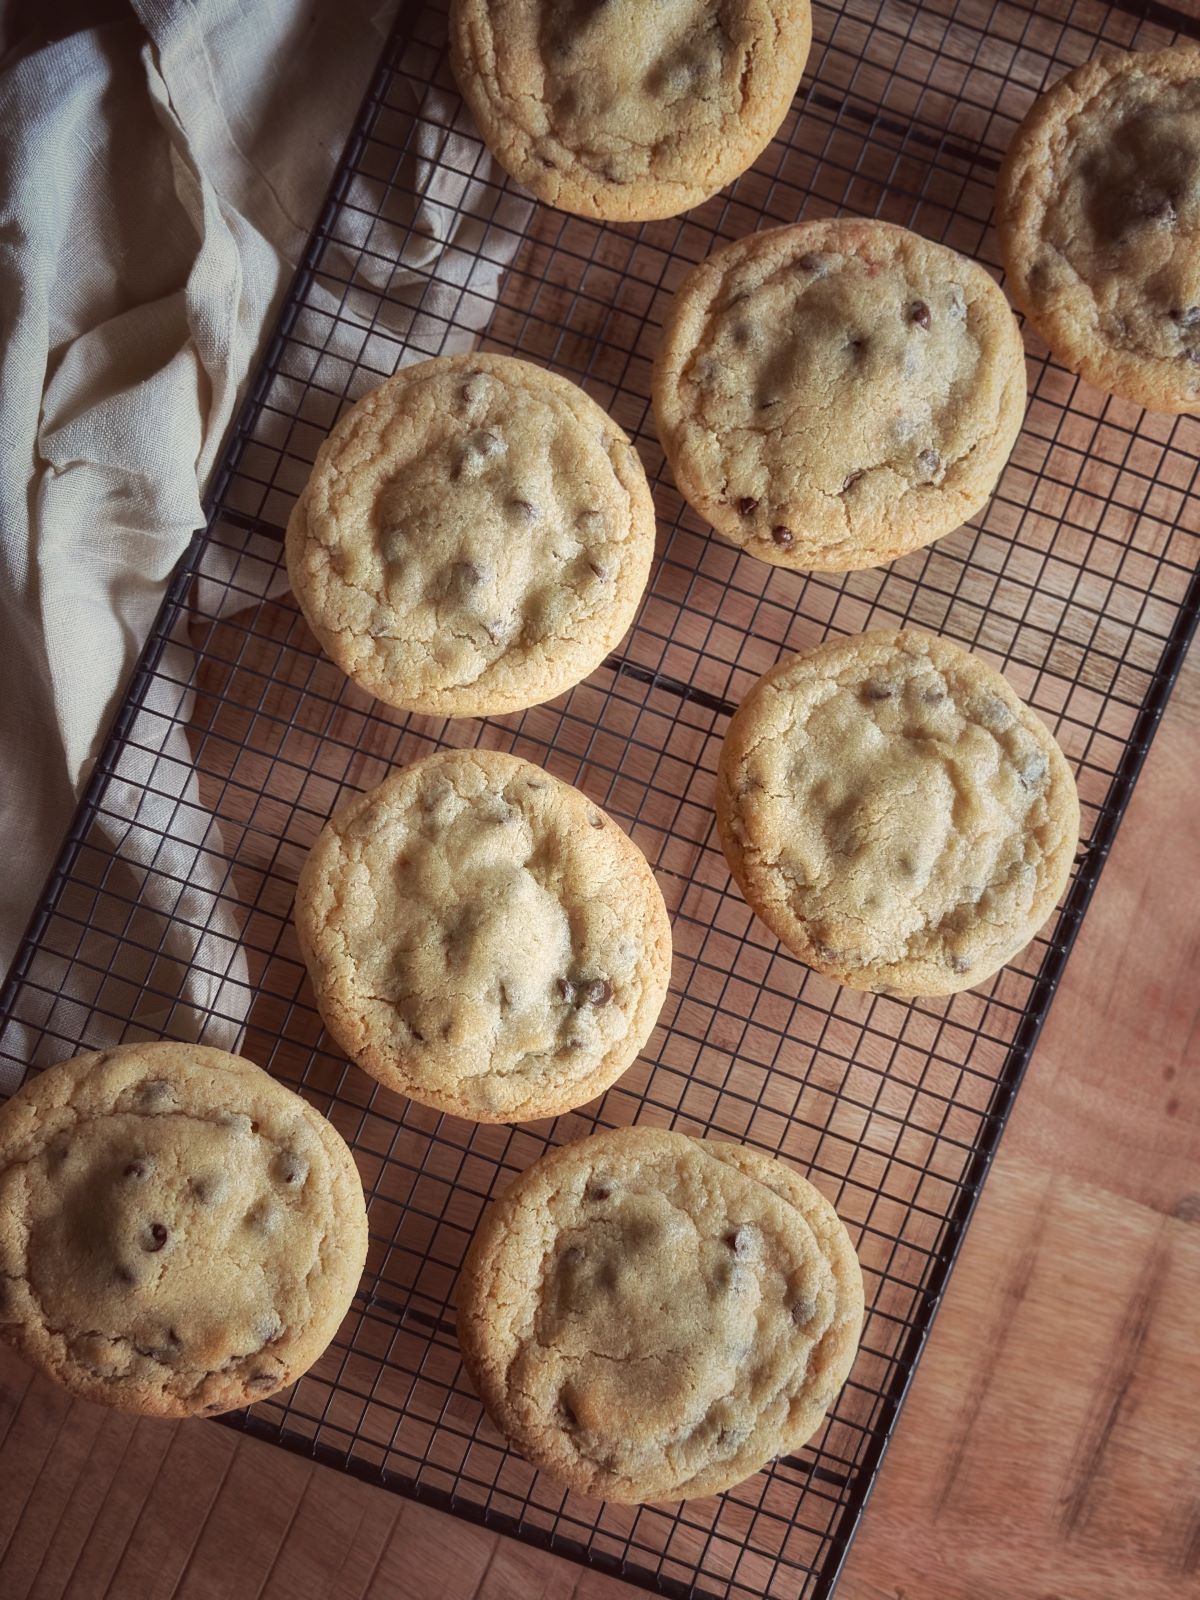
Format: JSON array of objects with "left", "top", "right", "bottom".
[
  {"left": 652, "top": 219, "right": 1027, "bottom": 571},
  {"left": 716, "top": 629, "right": 1080, "bottom": 995},
  {"left": 457, "top": 1126, "right": 862, "bottom": 1502},
  {"left": 286, "top": 354, "right": 656, "bottom": 718},
  {"left": 997, "top": 45, "right": 1200, "bottom": 413},
  {"left": 294, "top": 750, "right": 672, "bottom": 1123},
  {"left": 449, "top": 1, "right": 813, "bottom": 222},
  {"left": 0, "top": 1043, "right": 368, "bottom": 1416}
]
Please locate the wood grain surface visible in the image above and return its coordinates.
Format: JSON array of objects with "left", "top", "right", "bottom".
[{"left": 0, "top": 643, "right": 1195, "bottom": 1600}]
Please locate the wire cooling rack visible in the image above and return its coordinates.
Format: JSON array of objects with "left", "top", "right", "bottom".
[{"left": 4, "top": 1, "right": 1200, "bottom": 1596}]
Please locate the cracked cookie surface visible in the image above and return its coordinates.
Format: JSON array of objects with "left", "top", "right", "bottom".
[
  {"left": 716, "top": 629, "right": 1080, "bottom": 995},
  {"left": 652, "top": 219, "right": 1027, "bottom": 571},
  {"left": 996, "top": 45, "right": 1200, "bottom": 414},
  {"left": 294, "top": 749, "right": 672, "bottom": 1123},
  {"left": 448, "top": 0, "right": 812, "bottom": 222},
  {"left": 286, "top": 354, "right": 655, "bottom": 717},
  {"left": 456, "top": 1126, "right": 863, "bottom": 1502},
  {"left": 0, "top": 1043, "right": 368, "bottom": 1417}
]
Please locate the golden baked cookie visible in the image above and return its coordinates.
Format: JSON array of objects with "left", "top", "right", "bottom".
[
  {"left": 456, "top": 1126, "right": 863, "bottom": 1502},
  {"left": 716, "top": 629, "right": 1080, "bottom": 995},
  {"left": 0, "top": 1043, "right": 367, "bottom": 1417},
  {"left": 652, "top": 219, "right": 1027, "bottom": 571},
  {"left": 997, "top": 44, "right": 1200, "bottom": 413},
  {"left": 286, "top": 354, "right": 655, "bottom": 717},
  {"left": 294, "top": 750, "right": 672, "bottom": 1123},
  {"left": 448, "top": 0, "right": 813, "bottom": 222}
]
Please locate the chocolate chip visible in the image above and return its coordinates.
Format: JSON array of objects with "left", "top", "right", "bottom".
[
  {"left": 847, "top": 336, "right": 868, "bottom": 356},
  {"left": 736, "top": 496, "right": 758, "bottom": 517},
  {"left": 270, "top": 1151, "right": 309, "bottom": 1187},
  {"left": 588, "top": 813, "right": 603, "bottom": 829},
  {"left": 863, "top": 681, "right": 894, "bottom": 701},
  {"left": 582, "top": 979, "right": 613, "bottom": 1006},
  {"left": 587, "top": 1181, "right": 612, "bottom": 1202},
  {"left": 460, "top": 372, "right": 488, "bottom": 407},
  {"left": 951, "top": 953, "right": 972, "bottom": 974},
  {"left": 909, "top": 300, "right": 931, "bottom": 330},
  {"left": 204, "top": 1401, "right": 226, "bottom": 1414},
  {"left": 450, "top": 559, "right": 483, "bottom": 592},
  {"left": 577, "top": 508, "right": 605, "bottom": 535},
  {"left": 770, "top": 526, "right": 794, "bottom": 548},
  {"left": 916, "top": 448, "right": 941, "bottom": 479},
  {"left": 724, "top": 1228, "right": 750, "bottom": 1255},
  {"left": 1136, "top": 190, "right": 1176, "bottom": 225},
  {"left": 791, "top": 1296, "right": 817, "bottom": 1326},
  {"left": 1018, "top": 752, "right": 1048, "bottom": 790},
  {"left": 245, "top": 1200, "right": 278, "bottom": 1234},
  {"left": 509, "top": 497, "right": 537, "bottom": 522},
  {"left": 247, "top": 1373, "right": 277, "bottom": 1391},
  {"left": 842, "top": 469, "right": 864, "bottom": 491},
  {"left": 587, "top": 560, "right": 607, "bottom": 579},
  {"left": 138, "top": 1080, "right": 173, "bottom": 1109},
  {"left": 123, "top": 1158, "right": 150, "bottom": 1181},
  {"left": 797, "top": 252, "right": 824, "bottom": 272},
  {"left": 556, "top": 978, "right": 575, "bottom": 1003},
  {"left": 922, "top": 686, "right": 945, "bottom": 703},
  {"left": 135, "top": 1330, "right": 182, "bottom": 1363},
  {"left": 1170, "top": 307, "right": 1200, "bottom": 328},
  {"left": 144, "top": 1223, "right": 168, "bottom": 1252},
  {"left": 454, "top": 428, "right": 504, "bottom": 478}
]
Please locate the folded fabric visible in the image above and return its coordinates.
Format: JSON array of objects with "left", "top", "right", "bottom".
[{"left": 0, "top": 0, "right": 525, "bottom": 1083}]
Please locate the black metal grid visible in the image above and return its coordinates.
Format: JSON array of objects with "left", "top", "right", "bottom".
[{"left": 3, "top": 1, "right": 1200, "bottom": 1596}]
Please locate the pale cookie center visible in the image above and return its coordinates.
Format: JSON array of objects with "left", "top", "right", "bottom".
[
  {"left": 347, "top": 781, "right": 632, "bottom": 1084},
  {"left": 519, "top": 1183, "right": 834, "bottom": 1460},
  {"left": 1052, "top": 83, "right": 1200, "bottom": 364},
  {"left": 751, "top": 670, "right": 1051, "bottom": 972},
  {"left": 537, "top": 0, "right": 736, "bottom": 175},
  {"left": 25, "top": 1110, "right": 313, "bottom": 1382},
  {"left": 690, "top": 253, "right": 977, "bottom": 526},
  {"left": 373, "top": 387, "right": 619, "bottom": 683}
]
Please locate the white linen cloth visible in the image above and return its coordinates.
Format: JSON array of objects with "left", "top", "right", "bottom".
[{"left": 0, "top": 0, "right": 523, "bottom": 1074}]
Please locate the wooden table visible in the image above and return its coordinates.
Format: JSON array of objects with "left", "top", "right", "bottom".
[{"left": 1, "top": 639, "right": 1196, "bottom": 1600}]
